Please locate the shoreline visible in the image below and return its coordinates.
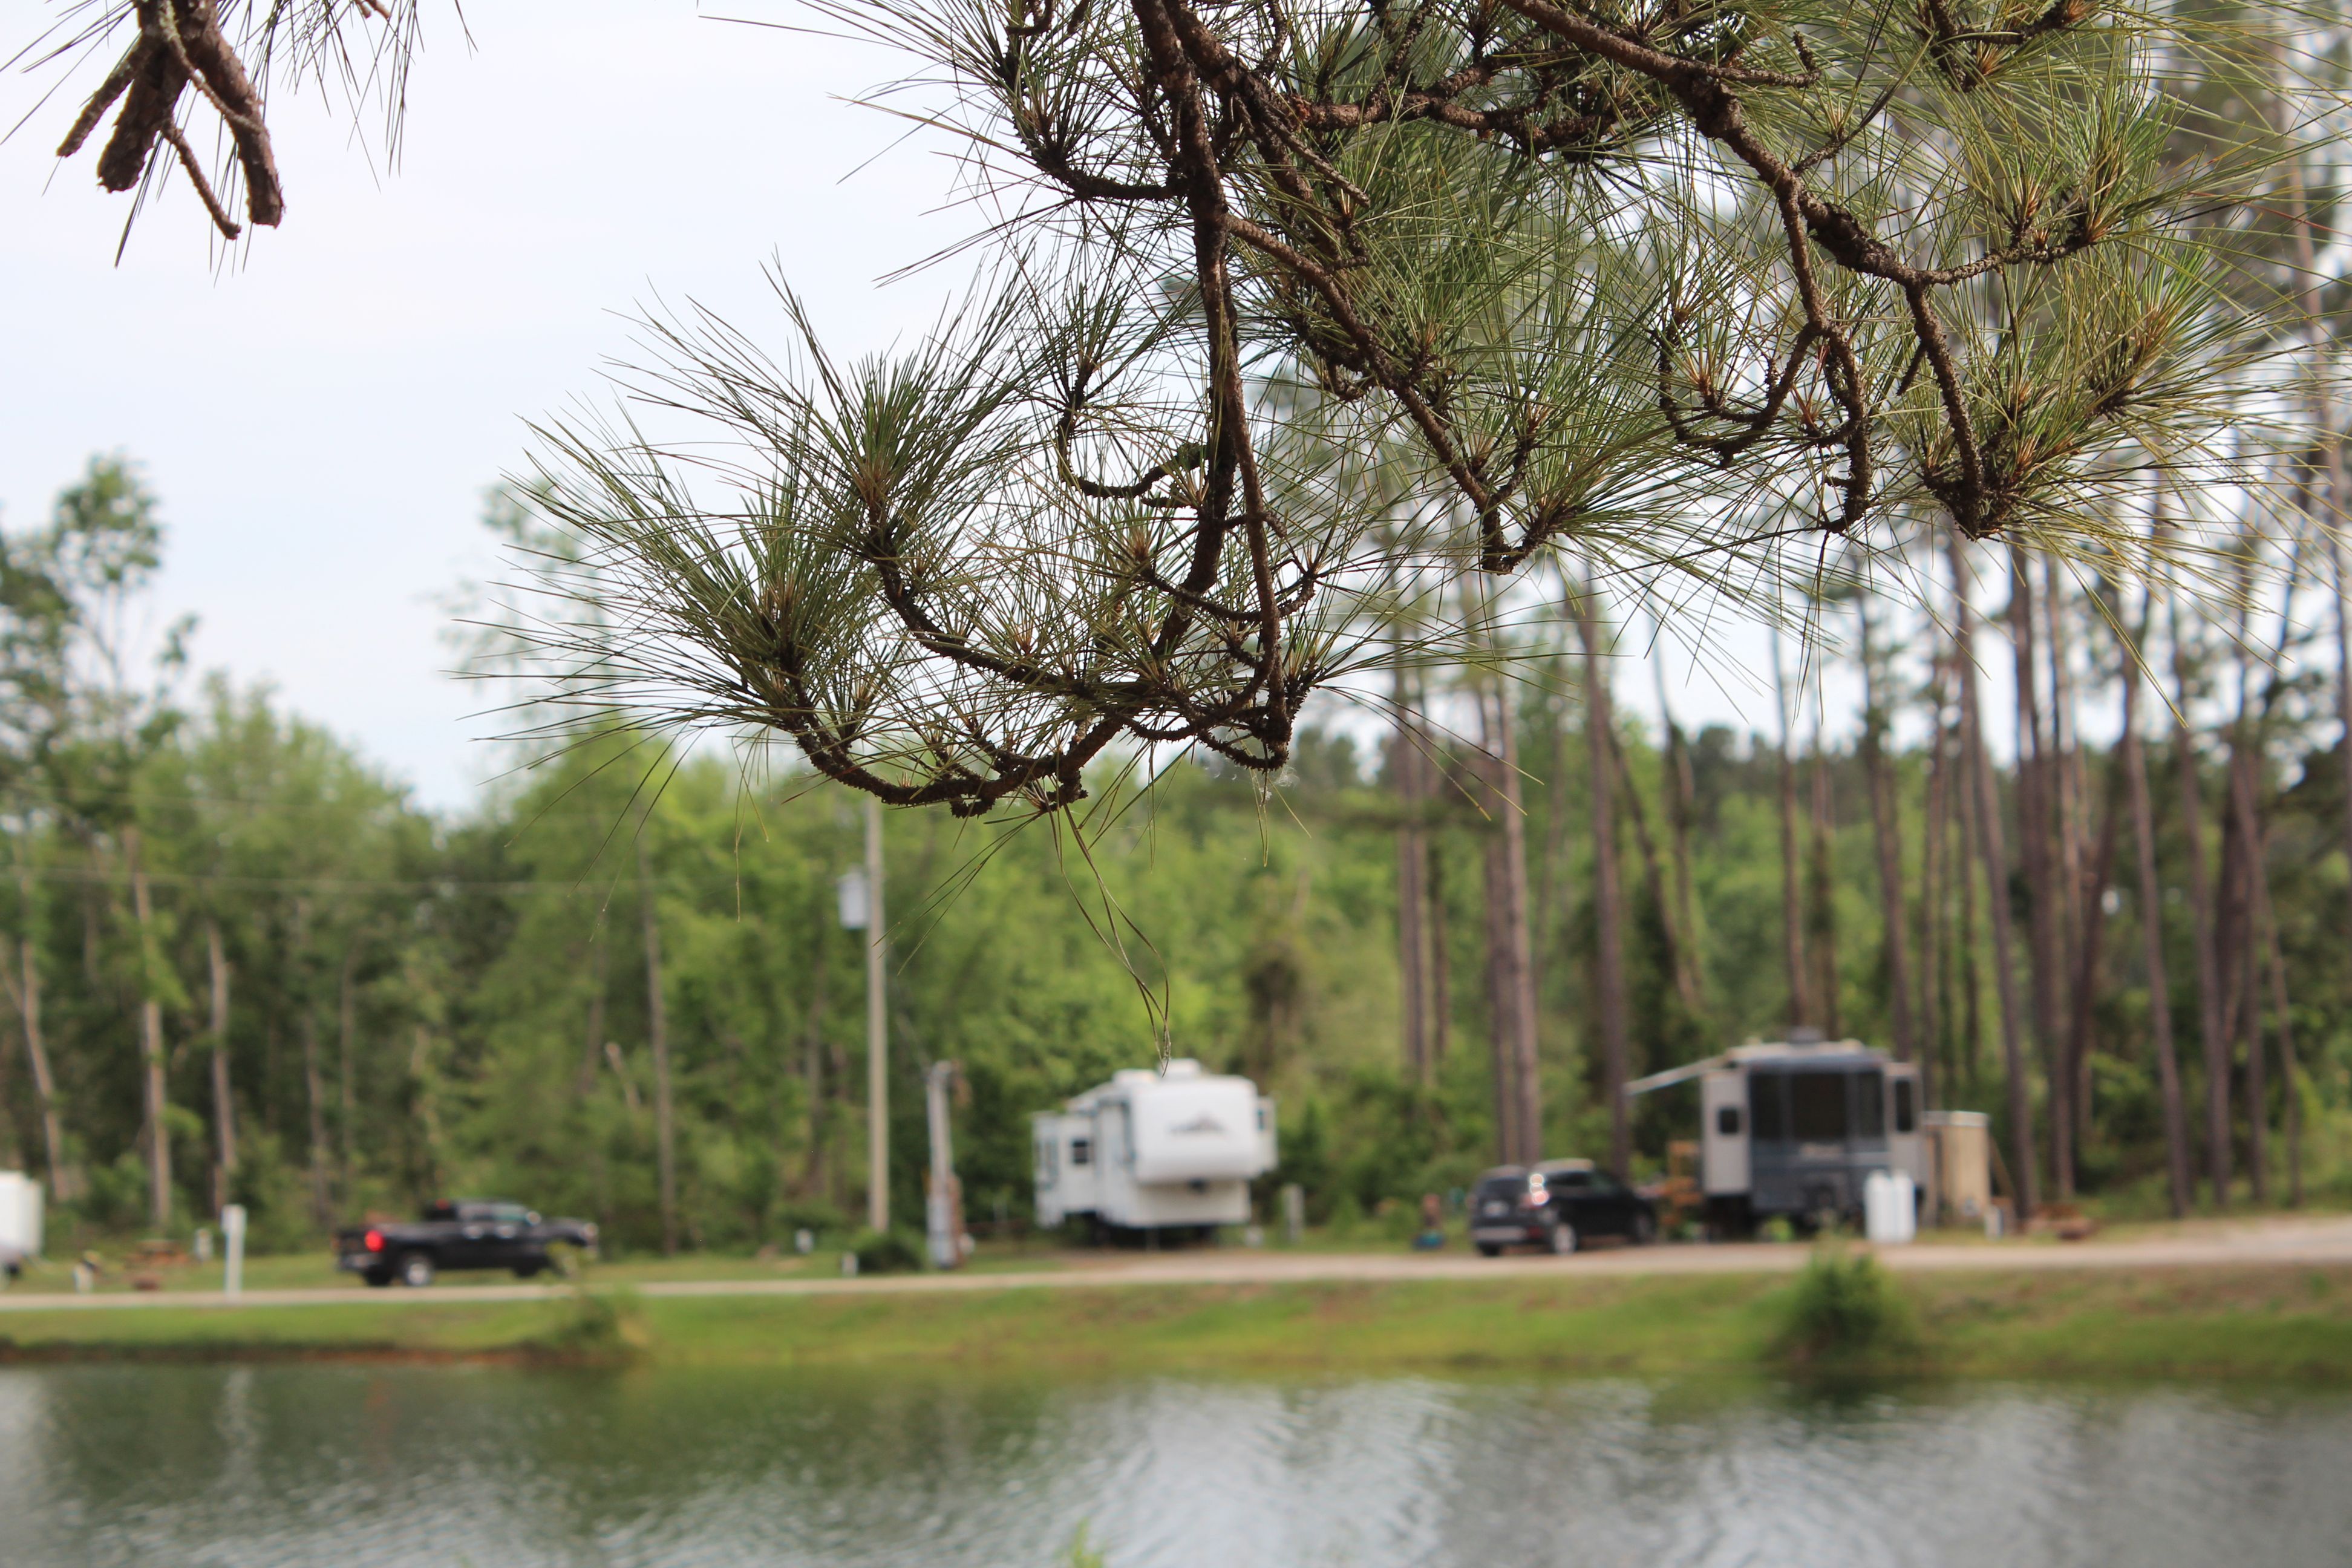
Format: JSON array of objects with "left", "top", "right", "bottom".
[{"left": 1, "top": 1261, "right": 2348, "bottom": 1383}]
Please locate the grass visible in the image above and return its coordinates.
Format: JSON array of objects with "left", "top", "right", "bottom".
[
  {"left": 3, "top": 1266, "right": 2350, "bottom": 1383},
  {"left": 4, "top": 1236, "right": 1085, "bottom": 1298}
]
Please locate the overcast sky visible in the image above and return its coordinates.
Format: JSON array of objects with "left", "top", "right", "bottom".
[{"left": 3, "top": 2, "right": 1912, "bottom": 812}]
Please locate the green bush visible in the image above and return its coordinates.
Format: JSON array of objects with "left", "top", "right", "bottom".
[
  {"left": 849, "top": 1227, "right": 927, "bottom": 1275},
  {"left": 529, "top": 1287, "right": 650, "bottom": 1362},
  {"left": 1775, "top": 1248, "right": 1921, "bottom": 1367}
]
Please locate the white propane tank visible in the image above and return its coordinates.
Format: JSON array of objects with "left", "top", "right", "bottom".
[{"left": 1863, "top": 1170, "right": 1916, "bottom": 1245}]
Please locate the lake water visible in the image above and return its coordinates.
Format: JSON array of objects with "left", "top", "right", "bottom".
[{"left": 1, "top": 1365, "right": 2347, "bottom": 1567}]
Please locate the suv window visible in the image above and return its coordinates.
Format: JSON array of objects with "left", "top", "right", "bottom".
[
  {"left": 1475, "top": 1177, "right": 1527, "bottom": 1207},
  {"left": 1546, "top": 1171, "right": 1590, "bottom": 1190}
]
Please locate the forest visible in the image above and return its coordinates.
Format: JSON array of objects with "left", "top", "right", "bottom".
[{"left": 0, "top": 452, "right": 2341, "bottom": 1256}]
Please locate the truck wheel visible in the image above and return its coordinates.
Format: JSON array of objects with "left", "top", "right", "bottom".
[
  {"left": 513, "top": 1262, "right": 544, "bottom": 1280},
  {"left": 1476, "top": 1243, "right": 1502, "bottom": 1258},
  {"left": 1548, "top": 1222, "right": 1579, "bottom": 1256},
  {"left": 362, "top": 1269, "right": 393, "bottom": 1288},
  {"left": 397, "top": 1252, "right": 435, "bottom": 1289}
]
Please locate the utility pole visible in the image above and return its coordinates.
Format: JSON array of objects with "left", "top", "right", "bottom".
[{"left": 864, "top": 795, "right": 889, "bottom": 1232}]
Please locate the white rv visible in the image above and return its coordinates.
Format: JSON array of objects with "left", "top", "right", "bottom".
[
  {"left": 0, "top": 1171, "right": 43, "bottom": 1279},
  {"left": 1033, "top": 1060, "right": 1277, "bottom": 1234},
  {"left": 1625, "top": 1037, "right": 1926, "bottom": 1233}
]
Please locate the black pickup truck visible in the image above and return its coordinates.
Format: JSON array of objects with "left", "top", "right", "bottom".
[{"left": 335, "top": 1200, "right": 598, "bottom": 1287}]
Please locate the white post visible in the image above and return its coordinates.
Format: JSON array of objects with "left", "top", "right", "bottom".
[
  {"left": 864, "top": 795, "right": 889, "bottom": 1233},
  {"left": 221, "top": 1204, "right": 246, "bottom": 1297}
]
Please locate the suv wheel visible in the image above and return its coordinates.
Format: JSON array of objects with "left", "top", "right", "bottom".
[
  {"left": 1548, "top": 1221, "right": 1578, "bottom": 1256},
  {"left": 397, "top": 1252, "right": 436, "bottom": 1289},
  {"left": 1476, "top": 1243, "right": 1502, "bottom": 1258}
]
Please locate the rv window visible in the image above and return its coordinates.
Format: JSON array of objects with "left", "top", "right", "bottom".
[
  {"left": 1716, "top": 1105, "right": 1742, "bottom": 1137},
  {"left": 1853, "top": 1070, "right": 1886, "bottom": 1140},
  {"left": 1893, "top": 1079, "right": 1917, "bottom": 1134},
  {"left": 1070, "top": 1138, "right": 1092, "bottom": 1167},
  {"left": 1749, "top": 1074, "right": 1788, "bottom": 1142},
  {"left": 1790, "top": 1073, "right": 1849, "bottom": 1142}
]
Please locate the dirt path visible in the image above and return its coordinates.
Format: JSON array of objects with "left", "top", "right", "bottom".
[{"left": 5, "top": 1215, "right": 2349, "bottom": 1314}]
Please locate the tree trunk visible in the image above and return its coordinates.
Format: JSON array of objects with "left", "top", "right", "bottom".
[
  {"left": 302, "top": 1009, "right": 332, "bottom": 1226},
  {"left": 1608, "top": 728, "right": 1702, "bottom": 1019},
  {"left": 1394, "top": 656, "right": 1431, "bottom": 1084},
  {"left": 1479, "top": 754, "right": 1520, "bottom": 1163},
  {"left": 2261, "top": 875, "right": 2302, "bottom": 1208},
  {"left": 1955, "top": 656, "right": 1986, "bottom": 1091},
  {"left": 1772, "top": 627, "right": 1811, "bottom": 1029},
  {"left": 1807, "top": 741, "right": 1841, "bottom": 1037},
  {"left": 2047, "top": 559, "right": 2097, "bottom": 1148},
  {"left": 1650, "top": 627, "right": 1707, "bottom": 1008},
  {"left": 2063, "top": 756, "right": 2120, "bottom": 1180},
  {"left": 337, "top": 946, "right": 358, "bottom": 1200},
  {"left": 1477, "top": 670, "right": 1541, "bottom": 1164},
  {"left": 2227, "top": 712, "right": 2267, "bottom": 1203},
  {"left": 1860, "top": 598, "right": 1918, "bottom": 1077},
  {"left": 1921, "top": 648, "right": 1952, "bottom": 1100},
  {"left": 1953, "top": 540, "right": 2039, "bottom": 1219},
  {"left": 2009, "top": 549, "right": 2070, "bottom": 1198},
  {"left": 1427, "top": 826, "right": 1451, "bottom": 1073},
  {"left": 1576, "top": 582, "right": 1631, "bottom": 1175},
  {"left": 2275, "top": 48, "right": 2352, "bottom": 941},
  {"left": 207, "top": 917, "right": 235, "bottom": 1215},
  {"left": 2167, "top": 589, "right": 2231, "bottom": 1207},
  {"left": 2123, "top": 646, "right": 2192, "bottom": 1219},
  {"left": 638, "top": 838, "right": 679, "bottom": 1256},
  {"left": 7, "top": 908, "right": 73, "bottom": 1201},
  {"left": 127, "top": 829, "right": 171, "bottom": 1233}
]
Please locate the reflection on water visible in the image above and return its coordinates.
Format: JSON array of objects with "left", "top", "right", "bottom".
[{"left": 0, "top": 1363, "right": 2347, "bottom": 1567}]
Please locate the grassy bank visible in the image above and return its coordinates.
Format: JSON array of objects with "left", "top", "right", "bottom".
[{"left": 4, "top": 1263, "right": 2351, "bottom": 1383}]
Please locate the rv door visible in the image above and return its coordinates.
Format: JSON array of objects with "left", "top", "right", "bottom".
[{"left": 1700, "top": 1070, "right": 1749, "bottom": 1195}]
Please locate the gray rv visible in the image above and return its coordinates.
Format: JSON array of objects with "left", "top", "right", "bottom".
[{"left": 1625, "top": 1037, "right": 1926, "bottom": 1235}]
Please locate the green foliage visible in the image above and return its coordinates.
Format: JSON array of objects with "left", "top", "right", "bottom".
[
  {"left": 849, "top": 1227, "right": 928, "bottom": 1275},
  {"left": 526, "top": 1287, "right": 650, "bottom": 1362},
  {"left": 1062, "top": 1524, "right": 1108, "bottom": 1568},
  {"left": 7, "top": 460, "right": 2352, "bottom": 1264},
  {"left": 1776, "top": 1249, "right": 1922, "bottom": 1368}
]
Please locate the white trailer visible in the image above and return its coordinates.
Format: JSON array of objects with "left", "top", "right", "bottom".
[
  {"left": 1625, "top": 1037, "right": 1926, "bottom": 1233},
  {"left": 0, "top": 1171, "right": 44, "bottom": 1279},
  {"left": 1033, "top": 1060, "right": 1276, "bottom": 1233}
]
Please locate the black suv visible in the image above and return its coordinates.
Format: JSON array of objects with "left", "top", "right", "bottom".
[{"left": 1469, "top": 1160, "right": 1656, "bottom": 1256}]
